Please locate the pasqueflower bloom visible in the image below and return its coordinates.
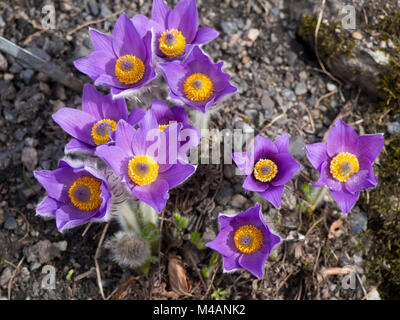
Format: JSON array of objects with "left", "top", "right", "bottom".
[
  {"left": 305, "top": 118, "right": 384, "bottom": 213},
  {"left": 95, "top": 112, "right": 196, "bottom": 212},
  {"left": 233, "top": 134, "right": 301, "bottom": 209},
  {"left": 34, "top": 159, "right": 112, "bottom": 232},
  {"left": 141, "top": 99, "right": 201, "bottom": 156},
  {"left": 52, "top": 84, "right": 144, "bottom": 154},
  {"left": 206, "top": 203, "right": 281, "bottom": 278},
  {"left": 74, "top": 13, "right": 156, "bottom": 98},
  {"left": 130, "top": 0, "right": 219, "bottom": 61},
  {"left": 158, "top": 46, "right": 237, "bottom": 113}
]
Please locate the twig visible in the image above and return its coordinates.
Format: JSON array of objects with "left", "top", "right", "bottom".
[
  {"left": 94, "top": 223, "right": 110, "bottom": 300},
  {"left": 315, "top": 90, "right": 338, "bottom": 110},
  {"left": 320, "top": 267, "right": 353, "bottom": 276},
  {"left": 81, "top": 221, "right": 93, "bottom": 237},
  {"left": 8, "top": 256, "right": 25, "bottom": 300},
  {"left": 200, "top": 262, "right": 220, "bottom": 300},
  {"left": 67, "top": 10, "right": 124, "bottom": 36},
  {"left": 74, "top": 268, "right": 95, "bottom": 282},
  {"left": 187, "top": 251, "right": 207, "bottom": 292}
]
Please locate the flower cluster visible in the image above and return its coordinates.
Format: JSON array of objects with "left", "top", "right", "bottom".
[{"left": 34, "top": 0, "right": 384, "bottom": 280}]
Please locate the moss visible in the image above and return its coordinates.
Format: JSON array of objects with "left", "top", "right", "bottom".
[{"left": 298, "top": 14, "right": 356, "bottom": 60}]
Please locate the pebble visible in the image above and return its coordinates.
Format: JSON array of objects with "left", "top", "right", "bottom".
[
  {"left": 22, "top": 69, "right": 35, "bottom": 85},
  {"left": 295, "top": 82, "right": 307, "bottom": 95},
  {"left": 0, "top": 15, "right": 5, "bottom": 28},
  {"left": 4, "top": 215, "right": 17, "bottom": 230},
  {"left": 280, "top": 88, "right": 296, "bottom": 101},
  {"left": 0, "top": 53, "right": 8, "bottom": 72},
  {"left": 220, "top": 21, "right": 238, "bottom": 34},
  {"left": 270, "top": 7, "right": 280, "bottom": 17},
  {"left": 247, "top": 28, "right": 260, "bottom": 42},
  {"left": 231, "top": 194, "right": 247, "bottom": 208},
  {"left": 288, "top": 52, "right": 298, "bottom": 66},
  {"left": 0, "top": 268, "right": 12, "bottom": 288},
  {"left": 87, "top": 0, "right": 100, "bottom": 17},
  {"left": 215, "top": 185, "right": 234, "bottom": 206},
  {"left": 352, "top": 31, "right": 363, "bottom": 40},
  {"left": 23, "top": 240, "right": 65, "bottom": 265},
  {"left": 326, "top": 83, "right": 337, "bottom": 92},
  {"left": 21, "top": 147, "right": 38, "bottom": 171},
  {"left": 289, "top": 135, "right": 306, "bottom": 159},
  {"left": 387, "top": 122, "right": 400, "bottom": 135},
  {"left": 349, "top": 208, "right": 368, "bottom": 234},
  {"left": 299, "top": 71, "right": 308, "bottom": 81},
  {"left": 270, "top": 33, "right": 278, "bottom": 43}
]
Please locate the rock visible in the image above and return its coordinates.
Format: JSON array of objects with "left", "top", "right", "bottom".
[
  {"left": 224, "top": 165, "right": 236, "bottom": 179},
  {"left": 270, "top": 33, "right": 278, "bottom": 43},
  {"left": 4, "top": 216, "right": 17, "bottom": 230},
  {"left": 22, "top": 69, "right": 35, "bottom": 85},
  {"left": 0, "top": 268, "right": 12, "bottom": 288},
  {"left": 348, "top": 208, "right": 368, "bottom": 234},
  {"left": 220, "top": 21, "right": 238, "bottom": 34},
  {"left": 289, "top": 135, "right": 306, "bottom": 159},
  {"left": 295, "top": 82, "right": 307, "bottom": 95},
  {"left": 202, "top": 227, "right": 216, "bottom": 243},
  {"left": 215, "top": 185, "right": 234, "bottom": 206},
  {"left": 0, "top": 53, "right": 8, "bottom": 72},
  {"left": 21, "top": 147, "right": 38, "bottom": 171},
  {"left": 9, "top": 62, "right": 22, "bottom": 74},
  {"left": 87, "top": 0, "right": 99, "bottom": 16},
  {"left": 299, "top": 71, "right": 308, "bottom": 81},
  {"left": 352, "top": 31, "right": 363, "bottom": 40},
  {"left": 247, "top": 28, "right": 260, "bottom": 42},
  {"left": 288, "top": 52, "right": 298, "bottom": 66},
  {"left": 231, "top": 194, "right": 247, "bottom": 208},
  {"left": 270, "top": 7, "right": 280, "bottom": 17},
  {"left": 53, "top": 241, "right": 68, "bottom": 252},
  {"left": 326, "top": 83, "right": 337, "bottom": 92},
  {"left": 100, "top": 3, "right": 112, "bottom": 18},
  {"left": 23, "top": 240, "right": 63, "bottom": 266},
  {"left": 280, "top": 88, "right": 296, "bottom": 101},
  {"left": 387, "top": 122, "right": 400, "bottom": 135},
  {"left": 0, "top": 15, "right": 5, "bottom": 28}
]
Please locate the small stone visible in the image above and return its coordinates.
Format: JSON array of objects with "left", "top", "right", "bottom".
[
  {"left": 0, "top": 15, "right": 5, "bottom": 28},
  {"left": 220, "top": 21, "right": 238, "bottom": 34},
  {"left": 215, "top": 186, "right": 234, "bottom": 206},
  {"left": 4, "top": 216, "right": 17, "bottom": 230},
  {"left": 326, "top": 83, "right": 337, "bottom": 92},
  {"left": 0, "top": 268, "right": 12, "bottom": 288},
  {"left": 299, "top": 71, "right": 308, "bottom": 81},
  {"left": 22, "top": 69, "right": 35, "bottom": 84},
  {"left": 247, "top": 28, "right": 260, "bottom": 42},
  {"left": 349, "top": 208, "right": 368, "bottom": 234},
  {"left": 21, "top": 147, "right": 38, "bottom": 171},
  {"left": 39, "top": 82, "right": 51, "bottom": 95},
  {"left": 387, "top": 122, "right": 400, "bottom": 135},
  {"left": 280, "top": 88, "right": 296, "bottom": 101},
  {"left": 87, "top": 0, "right": 99, "bottom": 16},
  {"left": 0, "top": 53, "right": 8, "bottom": 71},
  {"left": 288, "top": 52, "right": 298, "bottom": 66},
  {"left": 270, "top": 7, "right": 280, "bottom": 17},
  {"left": 231, "top": 194, "right": 247, "bottom": 208},
  {"left": 295, "top": 82, "right": 307, "bottom": 96},
  {"left": 352, "top": 31, "right": 363, "bottom": 40},
  {"left": 224, "top": 165, "right": 236, "bottom": 179},
  {"left": 289, "top": 135, "right": 306, "bottom": 159},
  {"left": 270, "top": 33, "right": 278, "bottom": 43},
  {"left": 54, "top": 241, "right": 68, "bottom": 252},
  {"left": 9, "top": 62, "right": 22, "bottom": 74}
]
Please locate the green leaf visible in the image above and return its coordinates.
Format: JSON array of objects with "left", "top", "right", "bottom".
[
  {"left": 201, "top": 267, "right": 209, "bottom": 278},
  {"left": 66, "top": 269, "right": 74, "bottom": 281},
  {"left": 210, "top": 252, "right": 219, "bottom": 266}
]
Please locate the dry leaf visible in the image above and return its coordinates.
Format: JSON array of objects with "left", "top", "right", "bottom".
[
  {"left": 328, "top": 219, "right": 343, "bottom": 239},
  {"left": 168, "top": 256, "right": 191, "bottom": 296},
  {"left": 111, "top": 276, "right": 134, "bottom": 300}
]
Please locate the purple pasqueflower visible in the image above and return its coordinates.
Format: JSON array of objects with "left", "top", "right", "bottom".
[
  {"left": 158, "top": 46, "right": 237, "bottom": 113},
  {"left": 52, "top": 84, "right": 145, "bottom": 154},
  {"left": 74, "top": 13, "right": 156, "bottom": 99},
  {"left": 34, "top": 159, "right": 112, "bottom": 232},
  {"left": 137, "top": 99, "right": 201, "bottom": 157},
  {"left": 233, "top": 134, "right": 301, "bottom": 209},
  {"left": 95, "top": 111, "right": 196, "bottom": 212},
  {"left": 305, "top": 118, "right": 384, "bottom": 213},
  {"left": 206, "top": 203, "right": 281, "bottom": 278},
  {"left": 130, "top": 0, "right": 219, "bottom": 61}
]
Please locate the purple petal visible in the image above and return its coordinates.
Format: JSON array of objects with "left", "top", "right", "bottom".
[
  {"left": 345, "top": 156, "right": 378, "bottom": 193},
  {"left": 330, "top": 189, "right": 359, "bottom": 214},
  {"left": 222, "top": 254, "right": 241, "bottom": 271},
  {"left": 55, "top": 204, "right": 91, "bottom": 232},
  {"left": 305, "top": 142, "right": 328, "bottom": 171},
  {"left": 152, "top": 0, "right": 171, "bottom": 27},
  {"left": 193, "top": 27, "right": 219, "bottom": 44},
  {"left": 95, "top": 145, "right": 130, "bottom": 177},
  {"left": 273, "top": 133, "right": 290, "bottom": 153},
  {"left": 243, "top": 174, "right": 269, "bottom": 192},
  {"left": 65, "top": 139, "right": 95, "bottom": 154},
  {"left": 52, "top": 108, "right": 96, "bottom": 145},
  {"left": 112, "top": 13, "right": 146, "bottom": 60},
  {"left": 36, "top": 196, "right": 58, "bottom": 217},
  {"left": 312, "top": 161, "right": 343, "bottom": 191},
  {"left": 167, "top": 0, "right": 198, "bottom": 43},
  {"left": 81, "top": 84, "right": 103, "bottom": 119},
  {"left": 218, "top": 214, "right": 234, "bottom": 229},
  {"left": 34, "top": 167, "right": 75, "bottom": 202},
  {"left": 158, "top": 162, "right": 195, "bottom": 189},
  {"left": 114, "top": 120, "right": 136, "bottom": 154},
  {"left": 158, "top": 61, "right": 188, "bottom": 96},
  {"left": 253, "top": 135, "right": 278, "bottom": 160},
  {"left": 128, "top": 108, "right": 146, "bottom": 126},
  {"left": 101, "top": 96, "right": 128, "bottom": 122},
  {"left": 259, "top": 185, "right": 284, "bottom": 209},
  {"left": 74, "top": 52, "right": 115, "bottom": 80},
  {"left": 270, "top": 153, "right": 300, "bottom": 186},
  {"left": 205, "top": 224, "right": 237, "bottom": 257},
  {"left": 131, "top": 14, "right": 152, "bottom": 38},
  {"left": 150, "top": 99, "right": 173, "bottom": 123},
  {"left": 171, "top": 105, "right": 189, "bottom": 124},
  {"left": 238, "top": 251, "right": 267, "bottom": 278},
  {"left": 89, "top": 28, "right": 113, "bottom": 55},
  {"left": 132, "top": 179, "right": 170, "bottom": 212},
  {"left": 232, "top": 152, "right": 253, "bottom": 176},
  {"left": 357, "top": 133, "right": 384, "bottom": 163},
  {"left": 327, "top": 118, "right": 359, "bottom": 157}
]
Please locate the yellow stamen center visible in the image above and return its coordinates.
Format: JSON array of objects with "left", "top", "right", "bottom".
[
  {"left": 234, "top": 225, "right": 263, "bottom": 254},
  {"left": 68, "top": 177, "right": 102, "bottom": 211},
  {"left": 184, "top": 73, "right": 214, "bottom": 101},
  {"left": 91, "top": 119, "right": 117, "bottom": 145},
  {"left": 115, "top": 54, "right": 145, "bottom": 85},
  {"left": 254, "top": 159, "right": 278, "bottom": 182},
  {"left": 158, "top": 124, "right": 169, "bottom": 132},
  {"left": 330, "top": 152, "right": 359, "bottom": 182},
  {"left": 158, "top": 29, "right": 186, "bottom": 58},
  {"left": 128, "top": 155, "right": 159, "bottom": 186}
]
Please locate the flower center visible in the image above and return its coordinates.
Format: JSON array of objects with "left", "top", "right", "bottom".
[
  {"left": 234, "top": 225, "right": 263, "bottom": 254},
  {"left": 158, "top": 29, "right": 186, "bottom": 58},
  {"left": 184, "top": 73, "right": 214, "bottom": 101},
  {"left": 115, "top": 55, "right": 145, "bottom": 85},
  {"left": 254, "top": 159, "right": 278, "bottom": 182},
  {"left": 128, "top": 155, "right": 159, "bottom": 186},
  {"left": 68, "top": 177, "right": 102, "bottom": 211},
  {"left": 330, "top": 152, "right": 360, "bottom": 182},
  {"left": 91, "top": 119, "right": 117, "bottom": 145},
  {"left": 158, "top": 124, "right": 169, "bottom": 132}
]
